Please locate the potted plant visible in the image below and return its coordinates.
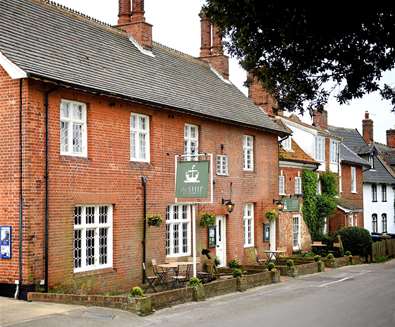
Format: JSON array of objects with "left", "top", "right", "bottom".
[
  {"left": 286, "top": 259, "right": 298, "bottom": 277},
  {"left": 325, "top": 253, "right": 337, "bottom": 268},
  {"left": 146, "top": 214, "right": 163, "bottom": 227},
  {"left": 233, "top": 268, "right": 247, "bottom": 292},
  {"left": 188, "top": 277, "right": 205, "bottom": 301},
  {"left": 314, "top": 255, "right": 325, "bottom": 272},
  {"left": 228, "top": 258, "right": 241, "bottom": 269},
  {"left": 265, "top": 209, "right": 278, "bottom": 222},
  {"left": 200, "top": 212, "right": 216, "bottom": 227},
  {"left": 129, "top": 287, "right": 152, "bottom": 316}
]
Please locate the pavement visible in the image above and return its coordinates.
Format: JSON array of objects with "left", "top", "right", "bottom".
[{"left": 1, "top": 260, "right": 395, "bottom": 327}]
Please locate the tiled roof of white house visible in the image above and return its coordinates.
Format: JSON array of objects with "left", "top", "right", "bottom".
[{"left": 0, "top": 0, "right": 288, "bottom": 136}]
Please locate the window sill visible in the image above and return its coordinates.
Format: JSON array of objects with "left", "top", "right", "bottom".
[
  {"left": 60, "top": 154, "right": 89, "bottom": 160},
  {"left": 73, "top": 267, "right": 116, "bottom": 277},
  {"left": 244, "top": 245, "right": 254, "bottom": 249}
]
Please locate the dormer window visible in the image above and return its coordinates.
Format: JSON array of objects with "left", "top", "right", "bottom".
[{"left": 369, "top": 155, "right": 374, "bottom": 169}]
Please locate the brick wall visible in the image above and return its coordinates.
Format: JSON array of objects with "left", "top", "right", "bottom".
[{"left": 0, "top": 79, "right": 281, "bottom": 292}]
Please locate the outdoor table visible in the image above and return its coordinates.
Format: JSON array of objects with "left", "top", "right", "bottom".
[
  {"left": 157, "top": 262, "right": 194, "bottom": 288},
  {"left": 263, "top": 250, "right": 285, "bottom": 264}
]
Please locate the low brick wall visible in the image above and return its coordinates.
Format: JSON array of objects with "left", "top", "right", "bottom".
[
  {"left": 296, "top": 262, "right": 318, "bottom": 276},
  {"left": 245, "top": 271, "right": 272, "bottom": 288},
  {"left": 204, "top": 278, "right": 237, "bottom": 298},
  {"left": 150, "top": 287, "right": 193, "bottom": 310},
  {"left": 28, "top": 292, "right": 133, "bottom": 311}
]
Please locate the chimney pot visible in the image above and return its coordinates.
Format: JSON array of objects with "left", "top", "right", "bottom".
[
  {"left": 386, "top": 129, "right": 395, "bottom": 148},
  {"left": 362, "top": 111, "right": 374, "bottom": 144},
  {"left": 117, "top": 0, "right": 152, "bottom": 49},
  {"left": 312, "top": 109, "right": 328, "bottom": 129}
]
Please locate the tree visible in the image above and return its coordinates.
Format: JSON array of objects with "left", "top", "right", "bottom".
[{"left": 204, "top": 2, "right": 395, "bottom": 113}]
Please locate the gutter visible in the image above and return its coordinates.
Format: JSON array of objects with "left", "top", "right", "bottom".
[{"left": 44, "top": 87, "right": 57, "bottom": 293}]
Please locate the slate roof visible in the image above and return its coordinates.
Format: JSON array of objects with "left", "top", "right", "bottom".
[
  {"left": 340, "top": 143, "right": 370, "bottom": 167},
  {"left": 337, "top": 198, "right": 363, "bottom": 212},
  {"left": 329, "top": 126, "right": 395, "bottom": 185},
  {"left": 328, "top": 126, "right": 371, "bottom": 154},
  {"left": 279, "top": 139, "right": 319, "bottom": 165},
  {"left": 0, "top": 0, "right": 287, "bottom": 135},
  {"left": 374, "top": 142, "right": 395, "bottom": 167}
]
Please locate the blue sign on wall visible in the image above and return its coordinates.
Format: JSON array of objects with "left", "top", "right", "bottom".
[{"left": 0, "top": 226, "right": 12, "bottom": 259}]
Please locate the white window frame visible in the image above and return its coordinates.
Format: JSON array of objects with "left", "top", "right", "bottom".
[
  {"left": 60, "top": 99, "right": 87, "bottom": 157},
  {"left": 243, "top": 135, "right": 254, "bottom": 171},
  {"left": 339, "top": 175, "right": 343, "bottom": 193},
  {"left": 130, "top": 113, "right": 150, "bottom": 162},
  {"left": 382, "top": 184, "right": 387, "bottom": 202},
  {"left": 216, "top": 155, "right": 229, "bottom": 176},
  {"left": 295, "top": 176, "right": 302, "bottom": 195},
  {"left": 184, "top": 124, "right": 199, "bottom": 160},
  {"left": 351, "top": 166, "right": 357, "bottom": 193},
  {"left": 243, "top": 203, "right": 254, "bottom": 247},
  {"left": 166, "top": 205, "right": 192, "bottom": 257},
  {"left": 372, "top": 214, "right": 378, "bottom": 233},
  {"left": 314, "top": 136, "right": 325, "bottom": 162},
  {"left": 330, "top": 139, "right": 339, "bottom": 163},
  {"left": 73, "top": 205, "right": 113, "bottom": 273},
  {"left": 279, "top": 171, "right": 286, "bottom": 195},
  {"left": 292, "top": 215, "right": 301, "bottom": 250},
  {"left": 281, "top": 136, "right": 292, "bottom": 151},
  {"left": 382, "top": 214, "right": 387, "bottom": 233}
]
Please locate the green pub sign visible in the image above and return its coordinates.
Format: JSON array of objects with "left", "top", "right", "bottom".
[{"left": 176, "top": 161, "right": 209, "bottom": 198}]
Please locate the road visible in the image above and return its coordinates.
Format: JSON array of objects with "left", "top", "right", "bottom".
[{"left": 1, "top": 260, "right": 395, "bottom": 327}]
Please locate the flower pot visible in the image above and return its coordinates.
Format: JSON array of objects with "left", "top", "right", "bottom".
[
  {"left": 271, "top": 269, "right": 280, "bottom": 283},
  {"left": 287, "top": 266, "right": 298, "bottom": 277},
  {"left": 317, "top": 260, "right": 325, "bottom": 272},
  {"left": 237, "top": 276, "right": 248, "bottom": 292},
  {"left": 192, "top": 285, "right": 206, "bottom": 301},
  {"left": 134, "top": 296, "right": 152, "bottom": 316}
]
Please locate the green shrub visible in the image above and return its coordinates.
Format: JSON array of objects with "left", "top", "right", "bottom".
[
  {"left": 326, "top": 253, "right": 334, "bottom": 260},
  {"left": 336, "top": 227, "right": 372, "bottom": 257},
  {"left": 345, "top": 250, "right": 352, "bottom": 256},
  {"left": 130, "top": 287, "right": 144, "bottom": 298},
  {"left": 303, "top": 252, "right": 315, "bottom": 257},
  {"left": 200, "top": 212, "right": 216, "bottom": 227},
  {"left": 286, "top": 259, "right": 294, "bottom": 267},
  {"left": 374, "top": 256, "right": 388, "bottom": 263},
  {"left": 320, "top": 172, "right": 338, "bottom": 196},
  {"left": 267, "top": 262, "right": 275, "bottom": 271},
  {"left": 228, "top": 258, "right": 241, "bottom": 269},
  {"left": 188, "top": 277, "right": 202, "bottom": 288},
  {"left": 232, "top": 268, "right": 243, "bottom": 278},
  {"left": 314, "top": 255, "right": 321, "bottom": 262}
]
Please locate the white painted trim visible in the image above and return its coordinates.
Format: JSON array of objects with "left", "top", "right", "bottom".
[
  {"left": 280, "top": 117, "right": 318, "bottom": 135},
  {"left": 128, "top": 37, "right": 155, "bottom": 58},
  {"left": 209, "top": 66, "right": 231, "bottom": 84},
  {"left": 279, "top": 160, "right": 318, "bottom": 170},
  {"left": 337, "top": 205, "right": 363, "bottom": 213},
  {"left": 0, "top": 51, "right": 27, "bottom": 79}
]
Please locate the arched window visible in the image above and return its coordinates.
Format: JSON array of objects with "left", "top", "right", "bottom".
[
  {"left": 382, "top": 214, "right": 387, "bottom": 233},
  {"left": 372, "top": 214, "right": 378, "bottom": 233}
]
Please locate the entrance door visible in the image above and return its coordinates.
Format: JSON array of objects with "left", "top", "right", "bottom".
[
  {"left": 270, "top": 220, "right": 276, "bottom": 252},
  {"left": 215, "top": 216, "right": 226, "bottom": 267}
]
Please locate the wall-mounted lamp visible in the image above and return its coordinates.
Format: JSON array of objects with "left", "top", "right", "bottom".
[
  {"left": 273, "top": 198, "right": 284, "bottom": 211},
  {"left": 222, "top": 198, "right": 235, "bottom": 213}
]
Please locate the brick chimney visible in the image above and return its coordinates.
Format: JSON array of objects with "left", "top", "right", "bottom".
[
  {"left": 362, "top": 111, "right": 374, "bottom": 144},
  {"left": 199, "top": 12, "right": 229, "bottom": 79},
  {"left": 117, "top": 0, "right": 152, "bottom": 49},
  {"left": 386, "top": 129, "right": 395, "bottom": 148},
  {"left": 312, "top": 108, "right": 328, "bottom": 129},
  {"left": 247, "top": 72, "right": 279, "bottom": 116}
]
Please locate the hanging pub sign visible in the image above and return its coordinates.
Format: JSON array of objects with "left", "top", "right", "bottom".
[
  {"left": 0, "top": 226, "right": 12, "bottom": 259},
  {"left": 176, "top": 160, "right": 210, "bottom": 199}
]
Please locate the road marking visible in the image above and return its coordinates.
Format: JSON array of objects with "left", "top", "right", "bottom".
[{"left": 318, "top": 277, "right": 351, "bottom": 287}]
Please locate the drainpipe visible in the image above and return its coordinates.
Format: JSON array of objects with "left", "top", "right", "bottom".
[
  {"left": 16, "top": 79, "right": 23, "bottom": 299},
  {"left": 141, "top": 176, "right": 148, "bottom": 284},
  {"left": 44, "top": 88, "right": 57, "bottom": 293}
]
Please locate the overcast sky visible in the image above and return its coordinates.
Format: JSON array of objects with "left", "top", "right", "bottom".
[{"left": 53, "top": 0, "right": 395, "bottom": 143}]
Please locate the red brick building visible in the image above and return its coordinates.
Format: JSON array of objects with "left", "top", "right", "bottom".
[{"left": 0, "top": 0, "right": 288, "bottom": 297}]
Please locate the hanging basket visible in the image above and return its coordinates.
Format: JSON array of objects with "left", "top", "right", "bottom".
[
  {"left": 199, "top": 212, "right": 216, "bottom": 227},
  {"left": 146, "top": 214, "right": 163, "bottom": 227},
  {"left": 265, "top": 209, "right": 278, "bottom": 222}
]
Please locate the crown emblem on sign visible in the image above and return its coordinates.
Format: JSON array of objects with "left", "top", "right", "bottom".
[{"left": 185, "top": 164, "right": 200, "bottom": 183}]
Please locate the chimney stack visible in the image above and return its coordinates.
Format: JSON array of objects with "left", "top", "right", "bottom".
[
  {"left": 247, "top": 72, "right": 278, "bottom": 116},
  {"left": 199, "top": 11, "right": 229, "bottom": 79},
  {"left": 117, "top": 0, "right": 152, "bottom": 49},
  {"left": 312, "top": 108, "right": 328, "bottom": 129},
  {"left": 386, "top": 129, "right": 395, "bottom": 148},
  {"left": 362, "top": 111, "right": 374, "bottom": 144}
]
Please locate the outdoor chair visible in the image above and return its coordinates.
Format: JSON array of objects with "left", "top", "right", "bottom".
[
  {"left": 171, "top": 264, "right": 191, "bottom": 288},
  {"left": 151, "top": 259, "right": 168, "bottom": 286},
  {"left": 255, "top": 248, "right": 266, "bottom": 265},
  {"left": 142, "top": 262, "right": 157, "bottom": 292}
]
